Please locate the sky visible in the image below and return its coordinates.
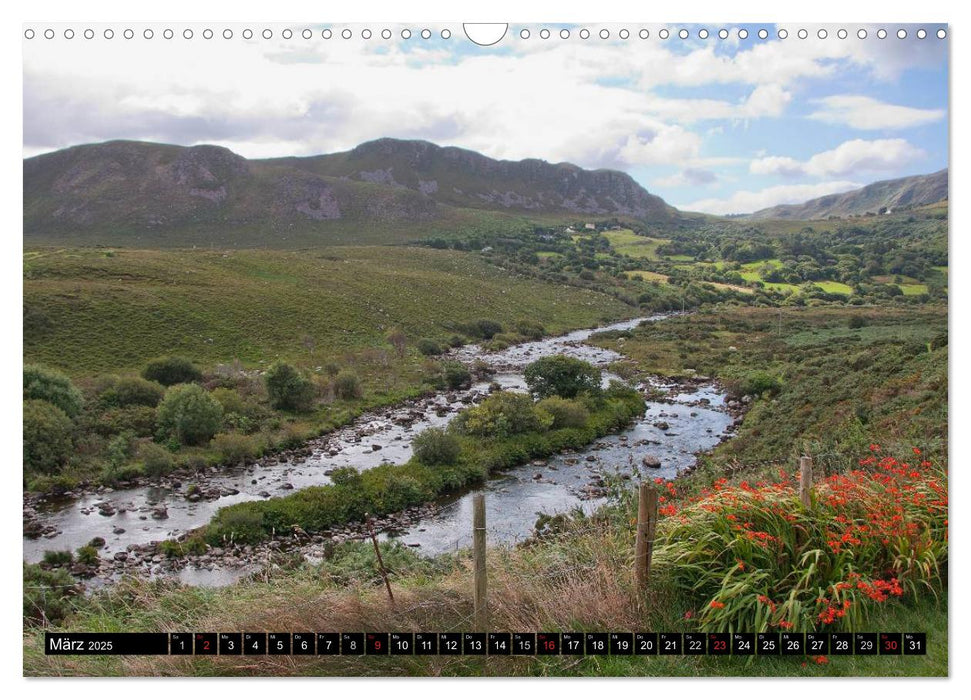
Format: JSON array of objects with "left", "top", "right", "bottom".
[{"left": 22, "top": 22, "right": 949, "bottom": 215}]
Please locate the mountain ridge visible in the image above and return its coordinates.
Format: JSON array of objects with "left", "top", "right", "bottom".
[
  {"left": 23, "top": 138, "right": 676, "bottom": 245},
  {"left": 747, "top": 169, "right": 948, "bottom": 220}
]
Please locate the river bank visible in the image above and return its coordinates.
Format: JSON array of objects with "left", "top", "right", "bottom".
[{"left": 24, "top": 315, "right": 748, "bottom": 587}]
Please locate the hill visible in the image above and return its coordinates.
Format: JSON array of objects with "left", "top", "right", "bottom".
[
  {"left": 23, "top": 139, "right": 676, "bottom": 247},
  {"left": 748, "top": 170, "right": 948, "bottom": 220}
]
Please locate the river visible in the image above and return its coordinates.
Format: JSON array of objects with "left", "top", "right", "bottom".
[{"left": 23, "top": 315, "right": 738, "bottom": 586}]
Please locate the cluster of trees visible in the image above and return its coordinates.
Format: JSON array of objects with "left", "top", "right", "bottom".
[
  {"left": 413, "top": 355, "right": 605, "bottom": 467},
  {"left": 23, "top": 355, "right": 366, "bottom": 489}
]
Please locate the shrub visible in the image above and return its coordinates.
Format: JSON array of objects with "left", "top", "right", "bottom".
[
  {"left": 156, "top": 384, "right": 224, "bottom": 446},
  {"left": 848, "top": 315, "right": 868, "bottom": 329},
  {"left": 91, "top": 405, "right": 157, "bottom": 437},
  {"left": 416, "top": 338, "right": 443, "bottom": 356},
  {"left": 735, "top": 371, "right": 783, "bottom": 397},
  {"left": 536, "top": 396, "right": 590, "bottom": 429},
  {"left": 412, "top": 427, "right": 462, "bottom": 465},
  {"left": 99, "top": 376, "right": 164, "bottom": 408},
  {"left": 462, "top": 319, "right": 502, "bottom": 340},
  {"left": 264, "top": 361, "right": 316, "bottom": 412},
  {"left": 23, "top": 364, "right": 83, "bottom": 417},
  {"left": 442, "top": 361, "right": 472, "bottom": 390},
  {"left": 454, "top": 391, "right": 552, "bottom": 438},
  {"left": 334, "top": 370, "right": 363, "bottom": 400},
  {"left": 139, "top": 442, "right": 175, "bottom": 477},
  {"left": 514, "top": 319, "right": 545, "bottom": 340},
  {"left": 210, "top": 387, "right": 246, "bottom": 415},
  {"left": 211, "top": 432, "right": 258, "bottom": 464},
  {"left": 205, "top": 504, "right": 265, "bottom": 544},
  {"left": 447, "top": 334, "right": 466, "bottom": 348},
  {"left": 42, "top": 550, "right": 74, "bottom": 568},
  {"left": 524, "top": 355, "right": 602, "bottom": 399},
  {"left": 75, "top": 545, "right": 99, "bottom": 567},
  {"left": 23, "top": 399, "right": 73, "bottom": 476},
  {"left": 142, "top": 356, "right": 202, "bottom": 386},
  {"left": 329, "top": 466, "right": 363, "bottom": 487},
  {"left": 23, "top": 563, "right": 79, "bottom": 624}
]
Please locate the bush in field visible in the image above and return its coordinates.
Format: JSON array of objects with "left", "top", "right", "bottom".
[
  {"left": 264, "top": 361, "right": 316, "bottom": 412},
  {"left": 735, "top": 371, "right": 783, "bottom": 398},
  {"left": 412, "top": 427, "right": 462, "bottom": 465},
  {"left": 536, "top": 396, "right": 590, "bottom": 429},
  {"left": 211, "top": 432, "right": 258, "bottom": 464},
  {"left": 514, "top": 319, "right": 545, "bottom": 340},
  {"left": 454, "top": 391, "right": 552, "bottom": 438},
  {"left": 23, "top": 364, "right": 83, "bottom": 417},
  {"left": 848, "top": 315, "right": 868, "bottom": 329},
  {"left": 417, "top": 338, "right": 443, "bottom": 356},
  {"left": 156, "top": 384, "right": 223, "bottom": 446},
  {"left": 210, "top": 387, "right": 246, "bottom": 415},
  {"left": 524, "top": 355, "right": 602, "bottom": 399},
  {"left": 139, "top": 441, "right": 175, "bottom": 477},
  {"left": 91, "top": 405, "right": 157, "bottom": 438},
  {"left": 23, "top": 399, "right": 73, "bottom": 476},
  {"left": 334, "top": 370, "right": 363, "bottom": 400},
  {"left": 654, "top": 448, "right": 947, "bottom": 633},
  {"left": 98, "top": 376, "right": 164, "bottom": 408},
  {"left": 142, "top": 356, "right": 202, "bottom": 386},
  {"left": 442, "top": 361, "right": 472, "bottom": 390},
  {"left": 461, "top": 319, "right": 503, "bottom": 340}
]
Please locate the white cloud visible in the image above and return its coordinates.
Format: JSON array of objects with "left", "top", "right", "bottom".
[
  {"left": 808, "top": 95, "right": 946, "bottom": 130},
  {"left": 750, "top": 138, "right": 925, "bottom": 178},
  {"left": 652, "top": 168, "right": 718, "bottom": 188},
  {"left": 750, "top": 155, "right": 804, "bottom": 177},
  {"left": 681, "top": 180, "right": 863, "bottom": 216}
]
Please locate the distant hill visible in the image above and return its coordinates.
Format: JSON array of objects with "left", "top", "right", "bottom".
[
  {"left": 748, "top": 170, "right": 948, "bottom": 220},
  {"left": 23, "top": 139, "right": 676, "bottom": 246}
]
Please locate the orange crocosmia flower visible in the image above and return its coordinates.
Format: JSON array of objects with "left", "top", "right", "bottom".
[{"left": 709, "top": 601, "right": 725, "bottom": 609}]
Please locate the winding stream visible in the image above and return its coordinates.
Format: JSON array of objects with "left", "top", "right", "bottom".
[{"left": 24, "top": 315, "right": 738, "bottom": 586}]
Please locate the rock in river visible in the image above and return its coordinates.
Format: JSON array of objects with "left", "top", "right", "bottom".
[{"left": 642, "top": 455, "right": 662, "bottom": 469}]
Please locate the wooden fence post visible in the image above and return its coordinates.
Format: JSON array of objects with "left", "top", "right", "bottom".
[
  {"left": 473, "top": 494, "right": 488, "bottom": 631},
  {"left": 634, "top": 483, "right": 658, "bottom": 589},
  {"left": 799, "top": 456, "right": 813, "bottom": 508},
  {"left": 365, "top": 513, "right": 395, "bottom": 606}
]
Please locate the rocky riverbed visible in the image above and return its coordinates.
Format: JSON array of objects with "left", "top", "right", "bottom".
[{"left": 24, "top": 315, "right": 748, "bottom": 586}]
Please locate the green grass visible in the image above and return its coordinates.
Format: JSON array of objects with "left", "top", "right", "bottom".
[
  {"left": 626, "top": 270, "right": 670, "bottom": 283},
  {"left": 600, "top": 230, "right": 669, "bottom": 260},
  {"left": 24, "top": 246, "right": 634, "bottom": 376},
  {"left": 898, "top": 284, "right": 930, "bottom": 296},
  {"left": 814, "top": 281, "right": 854, "bottom": 295}
]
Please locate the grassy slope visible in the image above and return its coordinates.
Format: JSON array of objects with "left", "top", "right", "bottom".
[
  {"left": 24, "top": 246, "right": 634, "bottom": 376},
  {"left": 592, "top": 306, "right": 947, "bottom": 467}
]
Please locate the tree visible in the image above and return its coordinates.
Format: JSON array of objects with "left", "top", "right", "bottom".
[
  {"left": 156, "top": 384, "right": 223, "bottom": 446},
  {"left": 142, "top": 356, "right": 202, "bottom": 386},
  {"left": 23, "top": 399, "right": 73, "bottom": 475},
  {"left": 23, "top": 365, "right": 83, "bottom": 417},
  {"left": 524, "top": 355, "right": 602, "bottom": 399},
  {"left": 264, "top": 361, "right": 315, "bottom": 412}
]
